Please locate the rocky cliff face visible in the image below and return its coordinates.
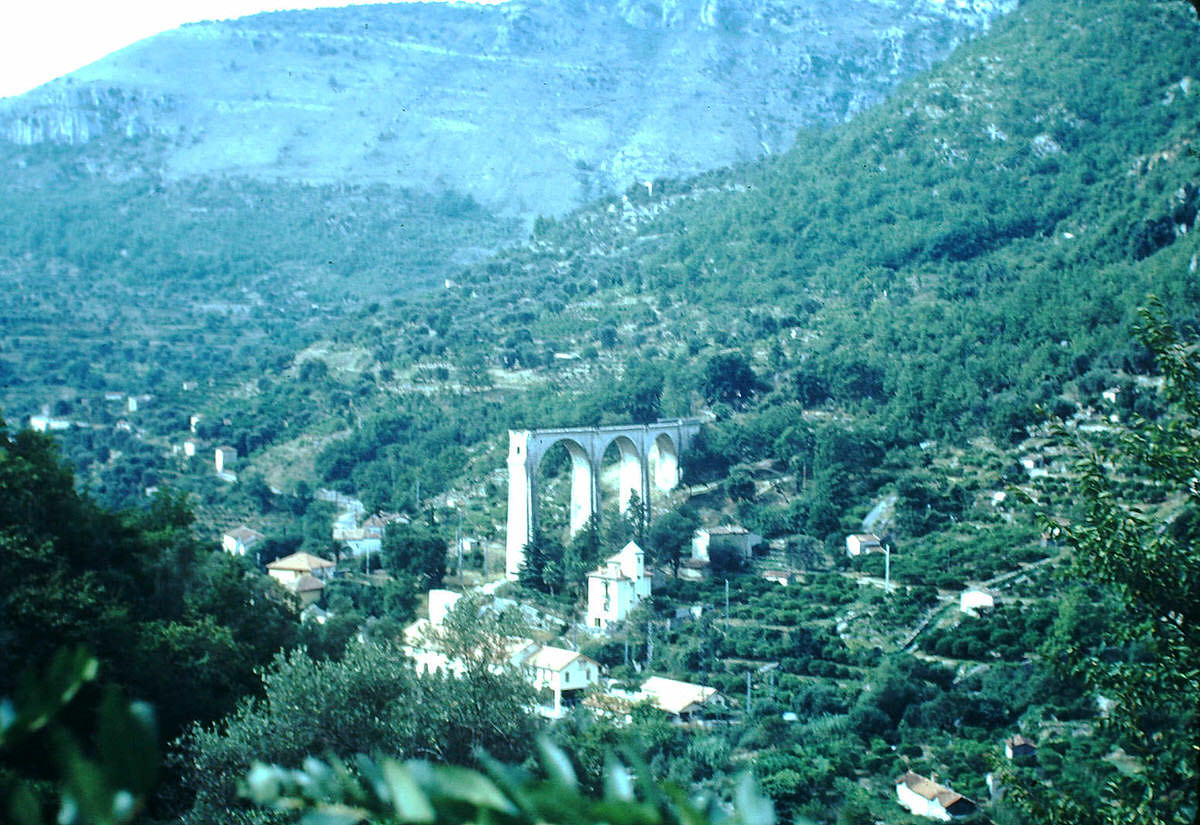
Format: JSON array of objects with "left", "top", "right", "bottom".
[{"left": 0, "top": 0, "right": 1014, "bottom": 215}]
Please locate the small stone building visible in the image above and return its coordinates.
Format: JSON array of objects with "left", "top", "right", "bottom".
[{"left": 895, "top": 771, "right": 976, "bottom": 820}]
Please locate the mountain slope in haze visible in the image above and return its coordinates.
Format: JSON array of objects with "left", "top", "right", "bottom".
[
  {"left": 254, "top": 0, "right": 1200, "bottom": 513},
  {"left": 0, "top": 0, "right": 1012, "bottom": 216}
]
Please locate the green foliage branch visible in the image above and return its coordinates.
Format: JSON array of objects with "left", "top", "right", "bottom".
[
  {"left": 1010, "top": 299, "right": 1200, "bottom": 825},
  {"left": 242, "top": 736, "right": 776, "bottom": 825}
]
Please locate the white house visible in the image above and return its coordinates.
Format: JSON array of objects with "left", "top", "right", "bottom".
[
  {"left": 403, "top": 596, "right": 600, "bottom": 716},
  {"left": 639, "top": 676, "right": 725, "bottom": 722},
  {"left": 895, "top": 771, "right": 976, "bottom": 820},
  {"left": 586, "top": 541, "right": 652, "bottom": 632},
  {"left": 215, "top": 445, "right": 238, "bottom": 473},
  {"left": 960, "top": 588, "right": 997, "bottom": 616},
  {"left": 29, "top": 415, "right": 71, "bottom": 433},
  {"left": 845, "top": 533, "right": 883, "bottom": 557},
  {"left": 525, "top": 646, "right": 600, "bottom": 717},
  {"left": 267, "top": 552, "right": 335, "bottom": 586},
  {"left": 183, "top": 439, "right": 198, "bottom": 458},
  {"left": 222, "top": 525, "right": 265, "bottom": 556},
  {"left": 691, "top": 526, "right": 763, "bottom": 562},
  {"left": 428, "top": 589, "right": 463, "bottom": 626}
]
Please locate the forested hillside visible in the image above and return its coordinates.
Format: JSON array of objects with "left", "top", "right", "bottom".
[{"left": 272, "top": 0, "right": 1200, "bottom": 515}]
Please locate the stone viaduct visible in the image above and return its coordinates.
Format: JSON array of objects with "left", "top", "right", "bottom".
[{"left": 506, "top": 419, "right": 703, "bottom": 580}]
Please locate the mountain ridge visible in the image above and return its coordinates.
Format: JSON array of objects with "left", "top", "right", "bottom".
[{"left": 0, "top": 0, "right": 1014, "bottom": 216}]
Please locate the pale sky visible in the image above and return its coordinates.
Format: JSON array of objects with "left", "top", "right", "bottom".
[{"left": 0, "top": 0, "right": 507, "bottom": 99}]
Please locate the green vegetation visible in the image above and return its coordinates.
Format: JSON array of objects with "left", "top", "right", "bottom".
[{"left": 1, "top": 0, "right": 1198, "bottom": 822}]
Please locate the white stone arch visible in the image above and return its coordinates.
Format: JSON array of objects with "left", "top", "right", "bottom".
[
  {"left": 648, "top": 431, "right": 680, "bottom": 492},
  {"left": 539, "top": 437, "right": 597, "bottom": 536},
  {"left": 506, "top": 418, "right": 703, "bottom": 579},
  {"left": 599, "top": 434, "right": 643, "bottom": 514}
]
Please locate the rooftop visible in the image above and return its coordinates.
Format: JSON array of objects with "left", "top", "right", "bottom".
[
  {"left": 529, "top": 645, "right": 587, "bottom": 672},
  {"left": 267, "top": 552, "right": 335, "bottom": 572},
  {"left": 641, "top": 676, "right": 720, "bottom": 715},
  {"left": 225, "top": 525, "right": 264, "bottom": 542},
  {"left": 896, "top": 771, "right": 971, "bottom": 810}
]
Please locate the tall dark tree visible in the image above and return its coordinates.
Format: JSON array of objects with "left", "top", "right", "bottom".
[
  {"left": 622, "top": 361, "right": 665, "bottom": 424},
  {"left": 0, "top": 418, "right": 299, "bottom": 780},
  {"left": 648, "top": 506, "right": 700, "bottom": 576},
  {"left": 382, "top": 523, "right": 447, "bottom": 589},
  {"left": 701, "top": 353, "right": 761, "bottom": 409},
  {"left": 518, "top": 528, "right": 562, "bottom": 594}
]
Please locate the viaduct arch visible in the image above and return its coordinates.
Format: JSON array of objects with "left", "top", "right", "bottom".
[{"left": 506, "top": 419, "right": 703, "bottom": 580}]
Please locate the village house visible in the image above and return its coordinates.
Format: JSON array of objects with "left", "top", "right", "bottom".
[
  {"left": 215, "top": 445, "right": 237, "bottom": 473},
  {"left": 678, "top": 558, "right": 710, "bottom": 581},
  {"left": 691, "top": 525, "right": 763, "bottom": 563},
  {"left": 183, "top": 438, "right": 198, "bottom": 458},
  {"left": 1005, "top": 734, "right": 1037, "bottom": 759},
  {"left": 584, "top": 676, "right": 725, "bottom": 725},
  {"left": 586, "top": 541, "right": 652, "bottom": 631},
  {"left": 895, "top": 771, "right": 976, "bottom": 820},
  {"left": 222, "top": 525, "right": 265, "bottom": 557},
  {"left": 29, "top": 414, "right": 71, "bottom": 433},
  {"left": 639, "top": 676, "right": 726, "bottom": 723},
  {"left": 845, "top": 533, "right": 883, "bottom": 557},
  {"left": 267, "top": 552, "right": 335, "bottom": 586},
  {"left": 428, "top": 589, "right": 463, "bottom": 625},
  {"left": 960, "top": 588, "right": 997, "bottom": 616},
  {"left": 524, "top": 646, "right": 600, "bottom": 717},
  {"left": 404, "top": 593, "right": 599, "bottom": 716},
  {"left": 332, "top": 512, "right": 407, "bottom": 555},
  {"left": 290, "top": 574, "right": 326, "bottom": 608}
]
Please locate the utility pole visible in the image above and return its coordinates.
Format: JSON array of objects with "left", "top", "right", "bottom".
[
  {"left": 745, "top": 671, "right": 752, "bottom": 717},
  {"left": 455, "top": 507, "right": 464, "bottom": 582},
  {"left": 884, "top": 543, "right": 892, "bottom": 594},
  {"left": 725, "top": 578, "right": 730, "bottom": 621},
  {"left": 646, "top": 621, "right": 654, "bottom": 666}
]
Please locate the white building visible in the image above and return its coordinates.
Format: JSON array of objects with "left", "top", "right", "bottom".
[
  {"left": 403, "top": 594, "right": 599, "bottom": 717},
  {"left": 29, "top": 415, "right": 71, "bottom": 433},
  {"left": 586, "top": 541, "right": 652, "bottom": 632},
  {"left": 639, "top": 676, "right": 724, "bottom": 722},
  {"left": 895, "top": 771, "right": 976, "bottom": 820},
  {"left": 215, "top": 445, "right": 238, "bottom": 473},
  {"left": 428, "top": 589, "right": 463, "bottom": 626},
  {"left": 266, "top": 552, "right": 335, "bottom": 586},
  {"left": 960, "top": 588, "right": 997, "bottom": 616},
  {"left": 222, "top": 525, "right": 265, "bottom": 556},
  {"left": 845, "top": 533, "right": 883, "bottom": 557},
  {"left": 525, "top": 646, "right": 600, "bottom": 717},
  {"left": 183, "top": 439, "right": 198, "bottom": 458}
]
